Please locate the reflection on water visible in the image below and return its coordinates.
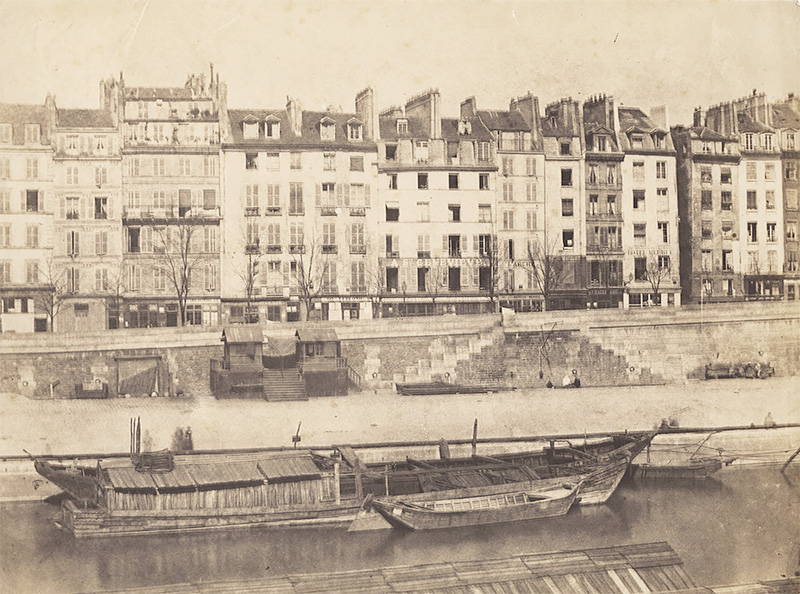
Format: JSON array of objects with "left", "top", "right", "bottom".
[{"left": 1, "top": 466, "right": 798, "bottom": 594}]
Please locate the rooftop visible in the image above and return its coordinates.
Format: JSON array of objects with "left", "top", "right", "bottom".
[
  {"left": 57, "top": 108, "right": 115, "bottom": 129},
  {"left": 770, "top": 102, "right": 800, "bottom": 130},
  {"left": 477, "top": 109, "right": 529, "bottom": 132}
]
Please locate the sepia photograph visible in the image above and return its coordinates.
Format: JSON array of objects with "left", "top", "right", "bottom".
[{"left": 0, "top": 0, "right": 798, "bottom": 592}]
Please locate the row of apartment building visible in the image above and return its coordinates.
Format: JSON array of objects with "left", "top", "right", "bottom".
[{"left": 1, "top": 66, "right": 798, "bottom": 332}]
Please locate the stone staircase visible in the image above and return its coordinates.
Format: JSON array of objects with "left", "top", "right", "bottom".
[
  {"left": 393, "top": 325, "right": 506, "bottom": 385},
  {"left": 261, "top": 368, "right": 308, "bottom": 401}
]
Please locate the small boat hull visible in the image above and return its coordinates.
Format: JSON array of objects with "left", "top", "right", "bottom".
[
  {"left": 632, "top": 457, "right": 736, "bottom": 480},
  {"left": 371, "top": 483, "right": 580, "bottom": 531}
]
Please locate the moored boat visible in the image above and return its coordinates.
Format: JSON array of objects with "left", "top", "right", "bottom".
[
  {"left": 371, "top": 482, "right": 581, "bottom": 530},
  {"left": 632, "top": 456, "right": 736, "bottom": 480}
]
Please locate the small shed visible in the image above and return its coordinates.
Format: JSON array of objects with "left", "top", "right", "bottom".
[
  {"left": 296, "top": 328, "right": 340, "bottom": 360},
  {"left": 296, "top": 328, "right": 348, "bottom": 396},
  {"left": 221, "top": 326, "right": 264, "bottom": 370}
]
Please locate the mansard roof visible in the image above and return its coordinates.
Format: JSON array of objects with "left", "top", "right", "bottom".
[
  {"left": 57, "top": 108, "right": 115, "bottom": 129},
  {"left": 736, "top": 112, "right": 773, "bottom": 134},
  {"left": 226, "top": 108, "right": 373, "bottom": 147},
  {"left": 476, "top": 109, "right": 529, "bottom": 132},
  {"left": 442, "top": 117, "right": 494, "bottom": 141},
  {"left": 771, "top": 103, "right": 800, "bottom": 130},
  {"left": 0, "top": 103, "right": 48, "bottom": 144}
]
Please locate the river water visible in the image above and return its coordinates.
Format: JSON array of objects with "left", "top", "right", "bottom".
[{"left": 1, "top": 465, "right": 798, "bottom": 594}]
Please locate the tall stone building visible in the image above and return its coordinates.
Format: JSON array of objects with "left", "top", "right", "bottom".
[
  {"left": 672, "top": 123, "right": 741, "bottom": 303},
  {"left": 51, "top": 107, "right": 123, "bottom": 332},
  {"left": 618, "top": 104, "right": 681, "bottom": 307},
  {"left": 375, "top": 90, "right": 498, "bottom": 316},
  {"left": 0, "top": 97, "right": 56, "bottom": 332},
  {"left": 703, "top": 93, "right": 785, "bottom": 299},
  {"left": 101, "top": 67, "right": 225, "bottom": 327},
  {"left": 220, "top": 90, "right": 379, "bottom": 323}
]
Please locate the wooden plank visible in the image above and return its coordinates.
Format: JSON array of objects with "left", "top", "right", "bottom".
[{"left": 451, "top": 558, "right": 532, "bottom": 584}]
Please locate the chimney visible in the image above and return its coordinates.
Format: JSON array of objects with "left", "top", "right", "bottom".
[
  {"left": 693, "top": 107, "right": 705, "bottom": 128},
  {"left": 405, "top": 89, "right": 442, "bottom": 139},
  {"left": 355, "top": 87, "right": 378, "bottom": 140},
  {"left": 460, "top": 96, "right": 477, "bottom": 118},
  {"left": 287, "top": 97, "right": 302, "bottom": 136},
  {"left": 650, "top": 105, "right": 669, "bottom": 129}
]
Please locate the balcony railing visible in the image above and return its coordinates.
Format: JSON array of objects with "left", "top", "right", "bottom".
[
  {"left": 245, "top": 207, "right": 260, "bottom": 217},
  {"left": 290, "top": 244, "right": 305, "bottom": 254},
  {"left": 350, "top": 245, "right": 366, "bottom": 255},
  {"left": 322, "top": 245, "right": 337, "bottom": 254},
  {"left": 245, "top": 242, "right": 260, "bottom": 254},
  {"left": 349, "top": 207, "right": 366, "bottom": 217},
  {"left": 265, "top": 207, "right": 281, "bottom": 216},
  {"left": 265, "top": 245, "right": 282, "bottom": 254}
]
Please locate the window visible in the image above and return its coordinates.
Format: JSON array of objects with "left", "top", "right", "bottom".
[
  {"left": 385, "top": 205, "right": 399, "bottom": 222},
  {"left": 633, "top": 190, "right": 645, "bottom": 210},
  {"left": 245, "top": 153, "right": 258, "bottom": 170},
  {"left": 700, "top": 166, "right": 712, "bottom": 184},
  {"left": 701, "top": 250, "right": 712, "bottom": 272},
  {"left": 657, "top": 188, "right": 668, "bottom": 208},
  {"left": 447, "top": 235, "right": 461, "bottom": 257},
  {"left": 526, "top": 157, "right": 536, "bottom": 177},
  {"left": 65, "top": 165, "right": 78, "bottom": 184},
  {"left": 95, "top": 268, "right": 109, "bottom": 292},
  {"left": 607, "top": 164, "right": 616, "bottom": 184},
  {"left": 653, "top": 134, "right": 664, "bottom": 149},
  {"left": 0, "top": 262, "right": 9, "bottom": 284},
  {"left": 767, "top": 251, "right": 778, "bottom": 273},
  {"left": 415, "top": 141, "right": 429, "bottom": 162},
  {"left": 0, "top": 123, "right": 11, "bottom": 142},
  {"left": 350, "top": 222, "right": 365, "bottom": 253},
  {"left": 289, "top": 152, "right": 302, "bottom": 169},
  {"left": 561, "top": 198, "right": 574, "bottom": 217},
  {"left": 350, "top": 156, "right": 364, "bottom": 172},
  {"left": 385, "top": 144, "right": 397, "bottom": 161},
  {"left": 789, "top": 252, "right": 799, "bottom": 272},
  {"left": 766, "top": 223, "right": 776, "bottom": 243},
  {"left": 265, "top": 152, "right": 279, "bottom": 170},
  {"left": 658, "top": 221, "right": 669, "bottom": 243},
  {"left": 126, "top": 157, "right": 140, "bottom": 177},
  {"left": 0, "top": 224, "right": 9, "bottom": 247},
  {"left": 747, "top": 222, "right": 757, "bottom": 243},
  {"left": 320, "top": 120, "right": 335, "bottom": 141},
  {"left": 502, "top": 181, "right": 513, "bottom": 202},
  {"left": 448, "top": 173, "right": 459, "bottom": 189},
  {"left": 94, "top": 197, "right": 108, "bottom": 220},
  {"left": 480, "top": 173, "right": 490, "bottom": 190},
  {"left": 525, "top": 181, "right": 536, "bottom": 202},
  {"left": 26, "top": 261, "right": 39, "bottom": 284},
  {"left": 245, "top": 184, "right": 259, "bottom": 210},
  {"left": 348, "top": 123, "right": 362, "bottom": 141},
  {"left": 417, "top": 234, "right": 430, "bottom": 258},
  {"left": 154, "top": 266, "right": 167, "bottom": 292},
  {"left": 26, "top": 224, "right": 39, "bottom": 248},
  {"left": 746, "top": 162, "right": 757, "bottom": 180},
  {"left": 588, "top": 194, "right": 598, "bottom": 215},
  {"left": 763, "top": 134, "right": 773, "bottom": 151},
  {"left": 634, "top": 257, "right": 647, "bottom": 281},
  {"left": 0, "top": 189, "right": 8, "bottom": 211},
  {"left": 526, "top": 209, "right": 537, "bottom": 231},
  {"left": 721, "top": 191, "right": 732, "bottom": 211},
  {"left": 322, "top": 222, "right": 336, "bottom": 252},
  {"left": 785, "top": 133, "right": 796, "bottom": 151},
  {"left": 765, "top": 191, "right": 775, "bottom": 210},
  {"left": 721, "top": 167, "right": 732, "bottom": 184},
  {"left": 152, "top": 157, "right": 165, "bottom": 177},
  {"left": 0, "top": 157, "right": 9, "bottom": 179},
  {"left": 396, "top": 119, "right": 408, "bottom": 134},
  {"left": 702, "top": 142, "right": 711, "bottom": 154},
  {"left": 722, "top": 220, "right": 734, "bottom": 238},
  {"left": 179, "top": 157, "right": 191, "bottom": 176},
  {"left": 562, "top": 230, "right": 574, "bottom": 248},
  {"left": 633, "top": 161, "right": 645, "bottom": 181},
  {"left": 560, "top": 141, "right": 571, "bottom": 156},
  {"left": 290, "top": 223, "right": 304, "bottom": 250},
  {"left": 65, "top": 196, "right": 79, "bottom": 219},
  {"left": 95, "top": 230, "right": 108, "bottom": 256},
  {"left": 478, "top": 142, "right": 490, "bottom": 162},
  {"left": 588, "top": 164, "right": 598, "bottom": 184},
  {"left": 596, "top": 136, "right": 607, "bottom": 152},
  {"left": 266, "top": 222, "right": 281, "bottom": 247},
  {"left": 747, "top": 190, "right": 757, "bottom": 210},
  {"left": 204, "top": 227, "right": 218, "bottom": 252},
  {"left": 658, "top": 255, "right": 670, "bottom": 270},
  {"left": 607, "top": 194, "right": 617, "bottom": 215},
  {"left": 787, "top": 189, "right": 798, "bottom": 210},
  {"left": 25, "top": 124, "right": 41, "bottom": 144},
  {"left": 765, "top": 163, "right": 775, "bottom": 180},
  {"left": 265, "top": 119, "right": 280, "bottom": 139},
  {"left": 289, "top": 183, "right": 304, "bottom": 215},
  {"left": 417, "top": 173, "right": 428, "bottom": 189},
  {"left": 444, "top": 204, "right": 460, "bottom": 222},
  {"left": 701, "top": 220, "right": 712, "bottom": 239},
  {"left": 656, "top": 161, "right": 667, "bottom": 179},
  {"left": 204, "top": 156, "right": 216, "bottom": 177},
  {"left": 744, "top": 134, "right": 754, "bottom": 150},
  {"left": 478, "top": 234, "right": 492, "bottom": 257},
  {"left": 27, "top": 158, "right": 39, "bottom": 179},
  {"left": 502, "top": 210, "right": 514, "bottom": 231},
  {"left": 722, "top": 250, "right": 733, "bottom": 271},
  {"left": 560, "top": 168, "right": 572, "bottom": 187},
  {"left": 478, "top": 204, "right": 491, "bottom": 223},
  {"left": 320, "top": 183, "right": 335, "bottom": 207},
  {"left": 634, "top": 223, "right": 646, "bottom": 243},
  {"left": 351, "top": 261, "right": 366, "bottom": 292},
  {"left": 323, "top": 153, "right": 336, "bottom": 171},
  {"left": 747, "top": 251, "right": 759, "bottom": 274}
]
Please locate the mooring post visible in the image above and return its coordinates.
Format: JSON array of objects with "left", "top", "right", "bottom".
[{"left": 472, "top": 419, "right": 478, "bottom": 457}]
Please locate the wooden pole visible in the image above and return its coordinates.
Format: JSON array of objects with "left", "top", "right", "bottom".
[
  {"left": 334, "top": 460, "right": 341, "bottom": 504},
  {"left": 472, "top": 419, "right": 478, "bottom": 457},
  {"left": 782, "top": 446, "right": 800, "bottom": 475}
]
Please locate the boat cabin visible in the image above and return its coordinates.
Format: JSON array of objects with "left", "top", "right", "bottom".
[{"left": 221, "top": 326, "right": 263, "bottom": 370}]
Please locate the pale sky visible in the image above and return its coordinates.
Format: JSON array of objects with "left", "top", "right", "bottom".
[{"left": 1, "top": 0, "right": 798, "bottom": 126}]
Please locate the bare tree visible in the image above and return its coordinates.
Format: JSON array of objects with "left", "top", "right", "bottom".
[
  {"left": 424, "top": 259, "right": 448, "bottom": 315},
  {"left": 154, "top": 224, "right": 204, "bottom": 326},
  {"left": 644, "top": 257, "right": 673, "bottom": 305},
  {"left": 526, "top": 237, "right": 569, "bottom": 311},
  {"left": 39, "top": 257, "right": 68, "bottom": 332},
  {"left": 102, "top": 260, "right": 127, "bottom": 329},
  {"left": 288, "top": 234, "right": 332, "bottom": 321},
  {"left": 364, "top": 259, "right": 385, "bottom": 318},
  {"left": 479, "top": 234, "right": 502, "bottom": 313},
  {"left": 235, "top": 226, "right": 261, "bottom": 323}
]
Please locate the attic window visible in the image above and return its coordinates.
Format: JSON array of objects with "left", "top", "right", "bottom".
[
  {"left": 631, "top": 134, "right": 644, "bottom": 149},
  {"left": 265, "top": 119, "right": 280, "bottom": 139},
  {"left": 25, "top": 124, "right": 41, "bottom": 144},
  {"left": 596, "top": 136, "right": 607, "bottom": 151},
  {"left": 348, "top": 123, "right": 362, "bottom": 141},
  {"left": 653, "top": 134, "right": 664, "bottom": 149},
  {"left": 320, "top": 120, "right": 335, "bottom": 141},
  {"left": 458, "top": 119, "right": 472, "bottom": 135},
  {"left": 397, "top": 119, "right": 408, "bottom": 134},
  {"left": 560, "top": 141, "right": 571, "bottom": 155},
  {"left": 243, "top": 121, "right": 259, "bottom": 139}
]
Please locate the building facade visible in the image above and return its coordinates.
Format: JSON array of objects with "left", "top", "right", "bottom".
[
  {"left": 220, "top": 90, "right": 379, "bottom": 323},
  {"left": 0, "top": 98, "right": 56, "bottom": 332}
]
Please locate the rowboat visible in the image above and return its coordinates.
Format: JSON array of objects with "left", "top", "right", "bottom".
[
  {"left": 371, "top": 482, "right": 581, "bottom": 530},
  {"left": 632, "top": 456, "right": 736, "bottom": 480}
]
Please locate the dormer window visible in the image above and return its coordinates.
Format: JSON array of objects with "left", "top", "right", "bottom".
[
  {"left": 762, "top": 134, "right": 773, "bottom": 151},
  {"left": 348, "top": 122, "right": 363, "bottom": 141},
  {"left": 744, "top": 133, "right": 754, "bottom": 150},
  {"left": 457, "top": 119, "right": 472, "bottom": 135},
  {"left": 25, "top": 124, "right": 41, "bottom": 144},
  {"left": 652, "top": 134, "right": 664, "bottom": 149},
  {"left": 265, "top": 117, "right": 280, "bottom": 139},
  {"left": 243, "top": 121, "right": 259, "bottom": 139},
  {"left": 66, "top": 135, "right": 79, "bottom": 152},
  {"left": 0, "top": 123, "right": 11, "bottom": 143},
  {"left": 631, "top": 134, "right": 643, "bottom": 149},
  {"left": 784, "top": 132, "right": 796, "bottom": 150},
  {"left": 397, "top": 119, "right": 408, "bottom": 134},
  {"left": 320, "top": 118, "right": 336, "bottom": 141},
  {"left": 549, "top": 117, "right": 556, "bottom": 128},
  {"left": 596, "top": 136, "right": 607, "bottom": 152},
  {"left": 702, "top": 142, "right": 711, "bottom": 154}
]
